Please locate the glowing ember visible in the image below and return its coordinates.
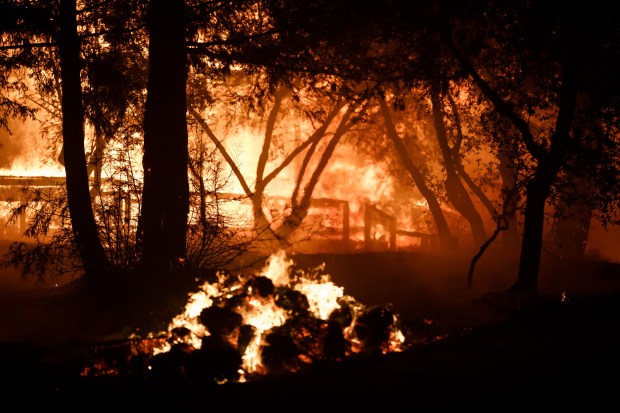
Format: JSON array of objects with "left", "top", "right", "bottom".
[{"left": 93, "top": 250, "right": 414, "bottom": 384}]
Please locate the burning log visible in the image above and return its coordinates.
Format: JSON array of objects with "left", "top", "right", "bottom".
[
  {"left": 323, "top": 320, "right": 348, "bottom": 361},
  {"left": 246, "top": 275, "right": 276, "bottom": 297},
  {"left": 288, "top": 315, "right": 330, "bottom": 361},
  {"left": 238, "top": 324, "right": 257, "bottom": 355},
  {"left": 275, "top": 286, "right": 310, "bottom": 317},
  {"left": 328, "top": 298, "right": 354, "bottom": 328},
  {"left": 261, "top": 324, "right": 304, "bottom": 375},
  {"left": 353, "top": 306, "right": 395, "bottom": 354},
  {"left": 199, "top": 305, "right": 243, "bottom": 338},
  {"left": 82, "top": 250, "right": 412, "bottom": 384}
]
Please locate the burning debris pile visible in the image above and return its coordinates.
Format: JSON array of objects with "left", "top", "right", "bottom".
[{"left": 82, "top": 250, "right": 412, "bottom": 384}]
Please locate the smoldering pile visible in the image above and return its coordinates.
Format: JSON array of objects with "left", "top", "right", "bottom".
[{"left": 82, "top": 251, "right": 412, "bottom": 385}]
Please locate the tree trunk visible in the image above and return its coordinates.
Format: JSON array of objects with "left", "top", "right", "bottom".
[
  {"left": 138, "top": 0, "right": 189, "bottom": 271},
  {"left": 512, "top": 27, "right": 579, "bottom": 297},
  {"left": 430, "top": 87, "right": 487, "bottom": 247},
  {"left": 379, "top": 98, "right": 456, "bottom": 252},
  {"left": 58, "top": 0, "right": 110, "bottom": 278},
  {"left": 189, "top": 101, "right": 346, "bottom": 249},
  {"left": 275, "top": 107, "right": 354, "bottom": 241},
  {"left": 511, "top": 148, "right": 566, "bottom": 297}
]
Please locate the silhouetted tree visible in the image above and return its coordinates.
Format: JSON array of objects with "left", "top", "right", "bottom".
[
  {"left": 378, "top": 97, "right": 456, "bottom": 252},
  {"left": 136, "top": 0, "right": 189, "bottom": 272},
  {"left": 440, "top": 0, "right": 620, "bottom": 299},
  {"left": 0, "top": 0, "right": 112, "bottom": 279},
  {"left": 190, "top": 80, "right": 357, "bottom": 250},
  {"left": 58, "top": 0, "right": 111, "bottom": 277},
  {"left": 429, "top": 84, "right": 487, "bottom": 246}
]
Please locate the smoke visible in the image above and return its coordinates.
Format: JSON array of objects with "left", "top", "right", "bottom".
[{"left": 585, "top": 219, "right": 620, "bottom": 263}]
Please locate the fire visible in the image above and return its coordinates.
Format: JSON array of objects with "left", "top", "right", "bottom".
[
  {"left": 0, "top": 165, "right": 64, "bottom": 177},
  {"left": 1, "top": 80, "right": 435, "bottom": 252},
  {"left": 318, "top": 152, "right": 395, "bottom": 218},
  {"left": 293, "top": 272, "right": 343, "bottom": 320},
  {"left": 260, "top": 249, "right": 294, "bottom": 285},
  {"left": 0, "top": 115, "right": 65, "bottom": 177},
  {"left": 160, "top": 249, "right": 409, "bottom": 379},
  {"left": 84, "top": 250, "right": 413, "bottom": 383}
]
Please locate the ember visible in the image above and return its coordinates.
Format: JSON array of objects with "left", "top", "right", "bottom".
[{"left": 82, "top": 250, "right": 413, "bottom": 384}]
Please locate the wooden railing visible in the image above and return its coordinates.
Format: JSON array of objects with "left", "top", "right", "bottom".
[
  {"left": 0, "top": 176, "right": 437, "bottom": 252},
  {"left": 362, "top": 203, "right": 436, "bottom": 252},
  {"left": 0, "top": 175, "right": 66, "bottom": 237}
]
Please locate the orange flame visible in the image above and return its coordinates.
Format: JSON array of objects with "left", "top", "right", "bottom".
[{"left": 145, "top": 249, "right": 411, "bottom": 383}]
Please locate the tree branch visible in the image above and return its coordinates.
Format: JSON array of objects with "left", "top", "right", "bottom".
[
  {"left": 189, "top": 108, "right": 254, "bottom": 197},
  {"left": 438, "top": 15, "right": 545, "bottom": 161}
]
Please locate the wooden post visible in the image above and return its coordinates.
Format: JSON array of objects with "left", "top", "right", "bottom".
[
  {"left": 342, "top": 200, "right": 350, "bottom": 252},
  {"left": 364, "top": 203, "right": 372, "bottom": 251}
]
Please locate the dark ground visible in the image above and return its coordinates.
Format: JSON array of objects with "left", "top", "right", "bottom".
[{"left": 1, "top": 245, "right": 620, "bottom": 409}]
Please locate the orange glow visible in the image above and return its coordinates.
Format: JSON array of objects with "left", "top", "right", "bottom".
[
  {"left": 0, "top": 119, "right": 64, "bottom": 177},
  {"left": 141, "top": 249, "right": 411, "bottom": 383}
]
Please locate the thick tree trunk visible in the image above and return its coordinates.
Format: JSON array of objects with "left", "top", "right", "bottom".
[
  {"left": 511, "top": 152, "right": 564, "bottom": 297},
  {"left": 58, "top": 0, "right": 109, "bottom": 278},
  {"left": 138, "top": 0, "right": 189, "bottom": 271}
]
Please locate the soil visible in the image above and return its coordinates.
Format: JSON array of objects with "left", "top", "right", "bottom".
[{"left": 1, "top": 244, "right": 619, "bottom": 409}]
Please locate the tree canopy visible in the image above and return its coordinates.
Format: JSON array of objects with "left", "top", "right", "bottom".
[{"left": 0, "top": 0, "right": 619, "bottom": 307}]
